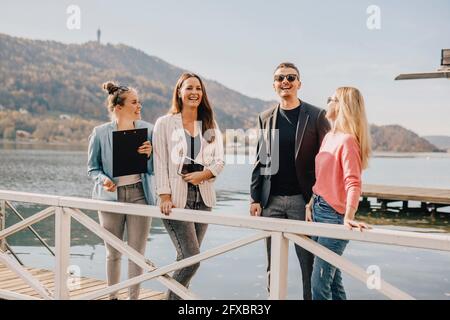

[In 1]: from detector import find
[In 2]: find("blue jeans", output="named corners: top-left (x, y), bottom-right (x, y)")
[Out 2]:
top-left (311, 195), bottom-right (349, 300)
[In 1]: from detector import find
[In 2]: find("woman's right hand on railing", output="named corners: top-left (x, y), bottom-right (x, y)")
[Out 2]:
top-left (160, 194), bottom-right (175, 215)
top-left (344, 218), bottom-right (371, 231)
top-left (103, 178), bottom-right (117, 192)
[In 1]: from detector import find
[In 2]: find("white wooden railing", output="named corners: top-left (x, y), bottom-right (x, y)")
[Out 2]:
top-left (0, 189), bottom-right (449, 300)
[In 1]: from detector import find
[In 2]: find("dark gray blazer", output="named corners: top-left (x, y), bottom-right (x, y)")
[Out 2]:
top-left (250, 101), bottom-right (330, 208)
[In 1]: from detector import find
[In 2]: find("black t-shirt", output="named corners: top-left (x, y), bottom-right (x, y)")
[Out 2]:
top-left (270, 104), bottom-right (302, 196)
top-left (185, 130), bottom-right (201, 162)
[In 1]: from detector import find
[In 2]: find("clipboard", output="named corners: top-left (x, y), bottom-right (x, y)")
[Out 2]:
top-left (112, 128), bottom-right (148, 177)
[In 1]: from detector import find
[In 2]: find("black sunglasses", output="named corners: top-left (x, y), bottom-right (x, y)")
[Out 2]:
top-left (274, 74), bottom-right (299, 82)
top-left (110, 86), bottom-right (130, 95)
top-left (116, 86), bottom-right (130, 93)
top-left (327, 97), bottom-right (339, 104)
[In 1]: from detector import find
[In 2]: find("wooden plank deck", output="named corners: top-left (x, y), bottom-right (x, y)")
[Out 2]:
top-left (362, 184), bottom-right (450, 205)
top-left (0, 263), bottom-right (165, 300)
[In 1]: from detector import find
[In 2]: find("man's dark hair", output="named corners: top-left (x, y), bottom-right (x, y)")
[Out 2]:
top-left (274, 62), bottom-right (300, 77)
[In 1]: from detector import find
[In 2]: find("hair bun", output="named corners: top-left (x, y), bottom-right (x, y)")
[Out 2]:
top-left (102, 81), bottom-right (119, 95)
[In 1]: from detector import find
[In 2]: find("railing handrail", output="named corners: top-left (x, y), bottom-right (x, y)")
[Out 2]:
top-left (5, 200), bottom-right (55, 256)
top-left (0, 189), bottom-right (449, 252)
top-left (1, 189), bottom-right (446, 300)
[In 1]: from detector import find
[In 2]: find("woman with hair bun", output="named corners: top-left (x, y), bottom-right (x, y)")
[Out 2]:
top-left (87, 81), bottom-right (155, 300)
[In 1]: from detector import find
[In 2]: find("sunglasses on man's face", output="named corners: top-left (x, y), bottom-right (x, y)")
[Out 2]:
top-left (274, 74), bottom-right (299, 82)
top-left (327, 97), bottom-right (339, 104)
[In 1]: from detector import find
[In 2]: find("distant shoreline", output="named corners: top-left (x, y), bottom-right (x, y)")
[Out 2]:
top-left (1, 139), bottom-right (449, 158)
top-left (0, 139), bottom-right (87, 151)
top-left (372, 151), bottom-right (450, 159)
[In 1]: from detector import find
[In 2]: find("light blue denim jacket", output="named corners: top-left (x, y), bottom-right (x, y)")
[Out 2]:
top-left (87, 120), bottom-right (156, 205)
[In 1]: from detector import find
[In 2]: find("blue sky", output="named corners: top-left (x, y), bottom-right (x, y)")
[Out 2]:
top-left (1, 0), bottom-right (449, 135)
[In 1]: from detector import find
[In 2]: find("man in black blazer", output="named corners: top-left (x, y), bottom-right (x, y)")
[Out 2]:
top-left (250, 62), bottom-right (330, 299)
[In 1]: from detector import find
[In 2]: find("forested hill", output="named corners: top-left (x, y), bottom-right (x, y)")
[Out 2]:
top-left (0, 33), bottom-right (443, 152)
top-left (0, 33), bottom-right (272, 129)
top-left (371, 125), bottom-right (443, 152)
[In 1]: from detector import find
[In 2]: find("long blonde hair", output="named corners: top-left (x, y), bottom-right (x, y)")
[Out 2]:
top-left (333, 87), bottom-right (371, 170)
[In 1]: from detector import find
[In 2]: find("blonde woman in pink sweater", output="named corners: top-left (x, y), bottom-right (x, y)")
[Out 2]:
top-left (305, 87), bottom-right (371, 300)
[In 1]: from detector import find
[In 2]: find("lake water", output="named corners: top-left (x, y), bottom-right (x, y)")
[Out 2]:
top-left (0, 143), bottom-right (449, 300)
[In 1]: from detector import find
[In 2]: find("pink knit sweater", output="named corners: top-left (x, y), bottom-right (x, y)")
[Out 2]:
top-left (312, 132), bottom-right (362, 215)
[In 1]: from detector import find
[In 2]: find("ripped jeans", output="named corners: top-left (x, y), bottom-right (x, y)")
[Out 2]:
top-left (311, 194), bottom-right (349, 300)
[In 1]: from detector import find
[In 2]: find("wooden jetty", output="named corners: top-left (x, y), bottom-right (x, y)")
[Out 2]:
top-left (361, 184), bottom-right (450, 212)
top-left (0, 263), bottom-right (165, 300)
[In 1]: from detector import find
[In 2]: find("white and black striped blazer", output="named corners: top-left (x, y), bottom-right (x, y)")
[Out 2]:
top-left (153, 113), bottom-right (225, 209)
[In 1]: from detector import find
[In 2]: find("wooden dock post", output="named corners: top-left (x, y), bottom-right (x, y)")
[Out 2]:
top-left (359, 197), bottom-right (371, 210)
top-left (381, 200), bottom-right (388, 211)
top-left (402, 201), bottom-right (408, 211)
top-left (362, 185), bottom-right (450, 214)
top-left (421, 202), bottom-right (428, 212)
top-left (54, 207), bottom-right (71, 299)
top-left (269, 233), bottom-right (289, 300)
top-left (0, 200), bottom-right (6, 252)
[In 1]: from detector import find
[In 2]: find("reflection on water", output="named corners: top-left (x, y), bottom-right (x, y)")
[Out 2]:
top-left (0, 141), bottom-right (86, 151)
top-left (357, 211), bottom-right (450, 234)
top-left (5, 205), bottom-right (170, 246)
top-left (1, 146), bottom-right (449, 299)
top-left (5, 203), bottom-right (450, 246)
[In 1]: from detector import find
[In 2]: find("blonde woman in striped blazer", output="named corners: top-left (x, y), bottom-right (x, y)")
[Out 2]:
top-left (153, 73), bottom-right (224, 300)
